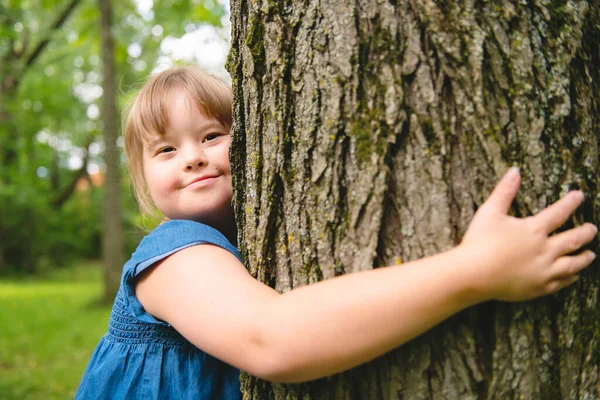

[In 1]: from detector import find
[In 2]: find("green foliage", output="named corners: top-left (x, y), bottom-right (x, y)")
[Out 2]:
top-left (0, 0), bottom-right (227, 275)
top-left (154, 0), bottom-right (225, 31)
top-left (0, 262), bottom-right (111, 399)
top-left (0, 185), bottom-right (102, 273)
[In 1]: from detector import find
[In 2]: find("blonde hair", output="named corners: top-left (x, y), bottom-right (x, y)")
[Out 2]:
top-left (123, 66), bottom-right (233, 217)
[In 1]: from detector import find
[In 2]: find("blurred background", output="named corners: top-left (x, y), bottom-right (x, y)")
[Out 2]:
top-left (0, 0), bottom-right (230, 398)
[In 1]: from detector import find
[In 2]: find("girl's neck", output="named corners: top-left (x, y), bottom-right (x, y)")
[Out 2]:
top-left (199, 208), bottom-right (238, 247)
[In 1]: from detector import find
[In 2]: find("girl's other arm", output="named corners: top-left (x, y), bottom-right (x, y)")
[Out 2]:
top-left (136, 168), bottom-right (596, 383)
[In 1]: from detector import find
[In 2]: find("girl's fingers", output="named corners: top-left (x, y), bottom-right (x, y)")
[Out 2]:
top-left (546, 275), bottom-right (580, 294)
top-left (534, 191), bottom-right (584, 233)
top-left (483, 167), bottom-right (521, 215)
top-left (548, 250), bottom-right (596, 280)
top-left (547, 223), bottom-right (598, 258)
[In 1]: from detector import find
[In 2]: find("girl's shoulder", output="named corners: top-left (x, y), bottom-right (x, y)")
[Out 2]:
top-left (140, 220), bottom-right (239, 258)
top-left (117, 220), bottom-right (242, 326)
top-left (126, 220), bottom-right (241, 279)
top-left (141, 220), bottom-right (237, 254)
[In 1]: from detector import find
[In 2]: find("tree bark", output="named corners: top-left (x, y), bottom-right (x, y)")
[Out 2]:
top-left (228, 0), bottom-right (600, 398)
top-left (98, 0), bottom-right (124, 302)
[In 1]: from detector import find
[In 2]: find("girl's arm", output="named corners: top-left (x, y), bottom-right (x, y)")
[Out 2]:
top-left (136, 169), bottom-right (596, 383)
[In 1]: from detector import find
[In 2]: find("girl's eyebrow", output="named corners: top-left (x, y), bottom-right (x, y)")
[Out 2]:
top-left (147, 137), bottom-right (166, 148)
top-left (197, 120), bottom-right (227, 132)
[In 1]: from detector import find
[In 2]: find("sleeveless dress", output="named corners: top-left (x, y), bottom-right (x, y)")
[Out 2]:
top-left (75, 220), bottom-right (241, 399)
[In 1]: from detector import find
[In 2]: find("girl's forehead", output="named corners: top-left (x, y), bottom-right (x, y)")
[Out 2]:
top-left (134, 83), bottom-right (230, 146)
top-left (168, 91), bottom-right (198, 118)
top-left (136, 89), bottom-right (191, 143)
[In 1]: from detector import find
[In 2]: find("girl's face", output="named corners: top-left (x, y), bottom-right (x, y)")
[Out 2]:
top-left (142, 90), bottom-right (233, 224)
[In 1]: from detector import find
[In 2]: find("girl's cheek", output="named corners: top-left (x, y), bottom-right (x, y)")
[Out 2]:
top-left (148, 166), bottom-right (176, 193)
top-left (156, 175), bottom-right (178, 192)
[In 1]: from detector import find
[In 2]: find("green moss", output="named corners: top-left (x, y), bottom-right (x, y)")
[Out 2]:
top-left (419, 117), bottom-right (443, 155)
top-left (245, 15), bottom-right (265, 63)
top-left (547, 2), bottom-right (570, 38)
top-left (266, 0), bottom-right (278, 12)
top-left (300, 261), bottom-right (324, 283)
top-left (224, 51), bottom-right (235, 74)
top-left (351, 117), bottom-right (374, 164)
top-left (484, 127), bottom-right (500, 141)
top-left (347, 19), bottom-right (402, 165)
top-left (350, 115), bottom-right (394, 165)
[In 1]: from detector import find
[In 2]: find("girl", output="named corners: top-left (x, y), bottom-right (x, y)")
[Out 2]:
top-left (76, 66), bottom-right (597, 399)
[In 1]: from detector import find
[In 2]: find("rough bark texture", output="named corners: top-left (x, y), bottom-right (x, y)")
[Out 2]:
top-left (227, 0), bottom-right (600, 398)
top-left (99, 0), bottom-right (124, 302)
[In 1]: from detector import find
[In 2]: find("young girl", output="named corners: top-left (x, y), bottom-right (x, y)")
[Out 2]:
top-left (76, 66), bottom-right (597, 399)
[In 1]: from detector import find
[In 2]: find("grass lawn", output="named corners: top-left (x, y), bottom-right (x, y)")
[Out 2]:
top-left (0, 261), bottom-right (111, 400)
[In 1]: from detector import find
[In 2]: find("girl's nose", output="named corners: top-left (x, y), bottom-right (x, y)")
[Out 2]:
top-left (183, 148), bottom-right (207, 170)
top-left (185, 160), bottom-right (204, 170)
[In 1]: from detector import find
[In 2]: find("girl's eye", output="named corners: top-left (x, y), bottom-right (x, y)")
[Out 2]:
top-left (203, 133), bottom-right (220, 143)
top-left (157, 146), bottom-right (175, 155)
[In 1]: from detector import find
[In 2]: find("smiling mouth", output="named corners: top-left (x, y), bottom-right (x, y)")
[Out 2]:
top-left (185, 175), bottom-right (220, 189)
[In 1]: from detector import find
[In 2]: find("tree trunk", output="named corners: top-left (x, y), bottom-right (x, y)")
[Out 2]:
top-left (228, 0), bottom-right (599, 398)
top-left (98, 0), bottom-right (124, 302)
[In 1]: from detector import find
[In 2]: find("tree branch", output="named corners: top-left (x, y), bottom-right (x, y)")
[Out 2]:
top-left (24, 0), bottom-right (81, 70)
top-left (51, 136), bottom-right (93, 210)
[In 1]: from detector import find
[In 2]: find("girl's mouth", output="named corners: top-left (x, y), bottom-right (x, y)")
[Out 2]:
top-left (185, 175), bottom-right (220, 189)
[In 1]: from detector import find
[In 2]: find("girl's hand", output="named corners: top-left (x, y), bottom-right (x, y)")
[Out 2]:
top-left (461, 167), bottom-right (597, 302)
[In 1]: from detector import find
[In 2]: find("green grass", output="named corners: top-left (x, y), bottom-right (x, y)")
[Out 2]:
top-left (0, 261), bottom-right (111, 400)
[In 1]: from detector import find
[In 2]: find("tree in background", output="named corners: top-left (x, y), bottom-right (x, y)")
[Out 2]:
top-left (98, 0), bottom-right (123, 301)
top-left (0, 0), bottom-right (85, 273)
top-left (228, 0), bottom-right (599, 398)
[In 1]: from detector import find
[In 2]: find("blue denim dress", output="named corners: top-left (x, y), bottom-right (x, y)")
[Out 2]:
top-left (75, 220), bottom-right (241, 399)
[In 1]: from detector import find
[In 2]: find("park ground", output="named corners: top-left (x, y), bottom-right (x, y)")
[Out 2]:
top-left (0, 261), bottom-right (110, 400)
